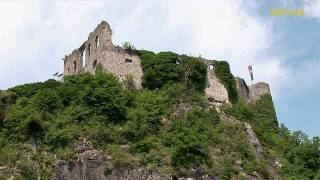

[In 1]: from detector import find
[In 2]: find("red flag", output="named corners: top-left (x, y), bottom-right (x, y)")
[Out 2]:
top-left (248, 65), bottom-right (254, 81)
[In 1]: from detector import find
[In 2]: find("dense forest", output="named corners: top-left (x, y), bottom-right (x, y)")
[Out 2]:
top-left (0, 51), bottom-right (319, 179)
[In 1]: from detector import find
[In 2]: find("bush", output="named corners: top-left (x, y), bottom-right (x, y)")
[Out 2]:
top-left (137, 50), bottom-right (207, 91)
top-left (32, 89), bottom-right (62, 114)
top-left (20, 114), bottom-right (44, 138)
top-left (108, 145), bottom-right (137, 168)
top-left (179, 55), bottom-right (207, 91)
top-left (17, 160), bottom-right (37, 180)
top-left (130, 138), bottom-right (157, 154)
top-left (165, 122), bottom-right (211, 169)
top-left (45, 127), bottom-right (79, 149)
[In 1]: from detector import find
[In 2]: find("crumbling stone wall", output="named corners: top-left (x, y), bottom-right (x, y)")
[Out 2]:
top-left (249, 82), bottom-right (271, 102)
top-left (202, 60), bottom-right (229, 103)
top-left (63, 21), bottom-right (143, 88)
top-left (235, 77), bottom-right (250, 101)
top-left (235, 77), bottom-right (271, 103)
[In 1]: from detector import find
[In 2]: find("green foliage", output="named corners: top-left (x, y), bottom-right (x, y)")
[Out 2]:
top-left (0, 56), bottom-right (319, 179)
top-left (95, 63), bottom-right (104, 74)
top-left (127, 90), bottom-right (170, 138)
top-left (223, 94), bottom-right (278, 146)
top-left (8, 79), bottom-right (61, 99)
top-left (17, 160), bottom-right (37, 180)
top-left (139, 51), bottom-right (181, 89)
top-left (130, 137), bottom-right (157, 154)
top-left (20, 113), bottom-right (44, 138)
top-left (164, 108), bottom-right (220, 172)
top-left (137, 50), bottom-right (207, 91)
top-left (108, 145), bottom-right (137, 168)
top-left (179, 55), bottom-right (208, 91)
top-left (32, 89), bottom-right (62, 114)
top-left (214, 61), bottom-right (238, 103)
top-left (122, 41), bottom-right (136, 51)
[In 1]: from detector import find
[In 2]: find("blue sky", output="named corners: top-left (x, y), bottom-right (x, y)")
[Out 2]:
top-left (0, 0), bottom-right (319, 137)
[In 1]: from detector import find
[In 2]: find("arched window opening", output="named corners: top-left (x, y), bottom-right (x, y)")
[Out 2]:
top-left (88, 44), bottom-right (91, 55)
top-left (73, 61), bottom-right (76, 70)
top-left (82, 50), bottom-right (86, 67)
top-left (95, 36), bottom-right (100, 47)
top-left (209, 64), bottom-right (214, 70)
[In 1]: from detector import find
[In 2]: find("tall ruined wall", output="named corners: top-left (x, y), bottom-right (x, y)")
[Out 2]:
top-left (203, 60), bottom-right (229, 103)
top-left (235, 77), bottom-right (271, 103)
top-left (235, 77), bottom-right (250, 101)
top-left (63, 21), bottom-right (143, 88)
top-left (63, 49), bottom-right (83, 75)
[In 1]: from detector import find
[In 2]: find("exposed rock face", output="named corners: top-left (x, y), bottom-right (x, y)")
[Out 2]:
top-left (55, 140), bottom-right (173, 180)
top-left (63, 21), bottom-right (143, 88)
top-left (244, 122), bottom-right (264, 160)
top-left (55, 149), bottom-right (110, 180)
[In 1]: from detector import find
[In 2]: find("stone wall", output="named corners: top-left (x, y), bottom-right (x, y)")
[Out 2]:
top-left (63, 20), bottom-right (271, 102)
top-left (249, 82), bottom-right (271, 102)
top-left (203, 60), bottom-right (229, 103)
top-left (235, 77), bottom-right (271, 103)
top-left (63, 21), bottom-right (143, 88)
top-left (235, 77), bottom-right (250, 101)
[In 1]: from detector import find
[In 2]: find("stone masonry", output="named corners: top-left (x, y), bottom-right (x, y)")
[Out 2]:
top-left (63, 21), bottom-right (270, 105)
top-left (63, 21), bottom-right (229, 101)
top-left (235, 77), bottom-right (271, 103)
top-left (202, 60), bottom-right (229, 103)
top-left (63, 21), bottom-right (143, 88)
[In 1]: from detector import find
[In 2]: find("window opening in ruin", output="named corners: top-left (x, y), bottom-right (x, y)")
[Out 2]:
top-left (93, 60), bottom-right (97, 69)
top-left (82, 50), bottom-right (86, 68)
top-left (176, 60), bottom-right (180, 65)
top-left (67, 67), bottom-right (70, 74)
top-left (73, 61), bottom-right (76, 70)
top-left (88, 44), bottom-right (91, 55)
top-left (209, 64), bottom-right (214, 70)
top-left (95, 36), bottom-right (100, 47)
top-left (125, 59), bottom-right (133, 63)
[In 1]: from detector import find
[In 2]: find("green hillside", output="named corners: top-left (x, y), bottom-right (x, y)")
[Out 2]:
top-left (0, 51), bottom-right (319, 179)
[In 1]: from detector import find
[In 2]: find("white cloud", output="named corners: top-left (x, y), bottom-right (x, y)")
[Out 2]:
top-left (303, 0), bottom-right (320, 18)
top-left (0, 1), bottom-right (110, 89)
top-left (111, 0), bottom-right (290, 98)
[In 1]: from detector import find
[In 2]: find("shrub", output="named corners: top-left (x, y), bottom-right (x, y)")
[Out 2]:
top-left (122, 41), bottom-right (136, 51)
top-left (214, 61), bottom-right (238, 103)
top-left (137, 50), bottom-right (207, 91)
top-left (165, 123), bottom-right (211, 169)
top-left (130, 138), bottom-right (157, 153)
top-left (179, 55), bottom-right (207, 91)
top-left (108, 145), bottom-right (137, 168)
top-left (32, 89), bottom-right (62, 114)
top-left (45, 127), bottom-right (79, 149)
top-left (20, 114), bottom-right (44, 138)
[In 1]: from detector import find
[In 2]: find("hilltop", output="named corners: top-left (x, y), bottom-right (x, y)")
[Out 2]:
top-left (0, 50), bottom-right (319, 179)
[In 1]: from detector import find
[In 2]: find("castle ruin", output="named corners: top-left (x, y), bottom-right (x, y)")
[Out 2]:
top-left (63, 21), bottom-right (270, 104)
top-left (63, 21), bottom-right (143, 88)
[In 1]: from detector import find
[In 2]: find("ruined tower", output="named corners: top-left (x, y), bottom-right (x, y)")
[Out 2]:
top-left (63, 21), bottom-right (143, 88)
